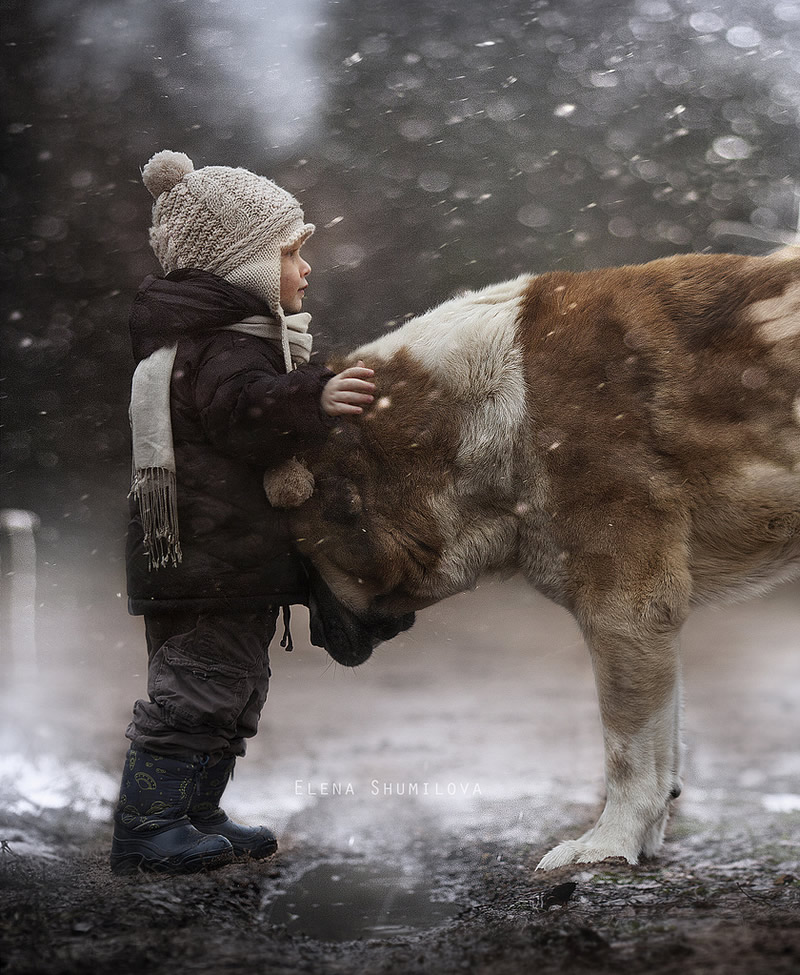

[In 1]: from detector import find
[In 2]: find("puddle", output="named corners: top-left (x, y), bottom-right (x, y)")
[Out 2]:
top-left (266, 861), bottom-right (460, 941)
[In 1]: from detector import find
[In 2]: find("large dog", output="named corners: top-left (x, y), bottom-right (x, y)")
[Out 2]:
top-left (289, 248), bottom-right (800, 869)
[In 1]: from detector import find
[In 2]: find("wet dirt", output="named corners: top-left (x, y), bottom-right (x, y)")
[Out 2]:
top-left (1, 566), bottom-right (799, 974)
top-left (1, 820), bottom-right (798, 975)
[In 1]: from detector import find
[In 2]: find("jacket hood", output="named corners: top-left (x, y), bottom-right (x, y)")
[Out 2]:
top-left (128, 268), bottom-right (272, 363)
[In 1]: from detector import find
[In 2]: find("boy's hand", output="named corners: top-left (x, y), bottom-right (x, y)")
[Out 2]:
top-left (321, 361), bottom-right (376, 416)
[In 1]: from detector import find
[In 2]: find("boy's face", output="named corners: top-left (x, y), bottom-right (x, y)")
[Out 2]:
top-left (280, 246), bottom-right (311, 314)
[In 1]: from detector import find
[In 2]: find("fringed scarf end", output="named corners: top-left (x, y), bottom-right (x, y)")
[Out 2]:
top-left (130, 466), bottom-right (183, 570)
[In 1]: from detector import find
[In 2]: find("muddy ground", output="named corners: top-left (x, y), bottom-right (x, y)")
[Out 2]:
top-left (1, 809), bottom-right (799, 975)
top-left (1, 570), bottom-right (798, 974)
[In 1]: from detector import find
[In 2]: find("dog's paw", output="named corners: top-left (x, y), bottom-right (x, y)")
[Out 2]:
top-left (536, 839), bottom-right (639, 871)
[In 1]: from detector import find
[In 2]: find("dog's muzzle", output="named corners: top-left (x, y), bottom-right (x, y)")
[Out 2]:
top-left (306, 564), bottom-right (415, 666)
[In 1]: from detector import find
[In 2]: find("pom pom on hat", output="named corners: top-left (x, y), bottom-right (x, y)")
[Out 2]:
top-left (142, 150), bottom-right (194, 199)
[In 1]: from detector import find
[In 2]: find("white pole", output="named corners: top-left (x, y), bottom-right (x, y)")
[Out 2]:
top-left (0, 508), bottom-right (40, 674)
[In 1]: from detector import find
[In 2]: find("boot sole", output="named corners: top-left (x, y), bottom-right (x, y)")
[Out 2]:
top-left (231, 839), bottom-right (278, 860)
top-left (110, 847), bottom-right (235, 876)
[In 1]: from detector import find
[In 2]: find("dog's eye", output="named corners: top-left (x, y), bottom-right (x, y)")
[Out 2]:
top-left (320, 476), bottom-right (363, 522)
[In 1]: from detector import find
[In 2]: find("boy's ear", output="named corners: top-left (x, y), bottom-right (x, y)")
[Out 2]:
top-left (263, 457), bottom-right (315, 508)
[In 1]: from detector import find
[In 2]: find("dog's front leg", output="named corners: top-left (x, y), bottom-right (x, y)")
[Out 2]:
top-left (537, 619), bottom-right (684, 870)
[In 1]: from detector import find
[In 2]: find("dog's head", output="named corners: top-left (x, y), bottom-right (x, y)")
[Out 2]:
top-left (292, 353), bottom-right (461, 634)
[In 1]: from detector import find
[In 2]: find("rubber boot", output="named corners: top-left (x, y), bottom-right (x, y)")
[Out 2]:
top-left (110, 747), bottom-right (235, 875)
top-left (189, 756), bottom-right (278, 859)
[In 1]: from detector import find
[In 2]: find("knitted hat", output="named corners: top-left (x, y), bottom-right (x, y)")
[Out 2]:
top-left (141, 150), bottom-right (314, 329)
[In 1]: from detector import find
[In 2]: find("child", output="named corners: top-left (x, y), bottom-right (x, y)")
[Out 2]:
top-left (111, 150), bottom-right (375, 875)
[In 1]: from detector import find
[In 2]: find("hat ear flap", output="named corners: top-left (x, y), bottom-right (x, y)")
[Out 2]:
top-left (224, 239), bottom-right (283, 323)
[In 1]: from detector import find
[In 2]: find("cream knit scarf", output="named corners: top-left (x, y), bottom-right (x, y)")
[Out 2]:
top-left (130, 313), bottom-right (312, 570)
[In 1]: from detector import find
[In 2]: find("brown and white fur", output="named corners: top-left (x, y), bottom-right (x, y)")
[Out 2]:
top-left (292, 248), bottom-right (800, 869)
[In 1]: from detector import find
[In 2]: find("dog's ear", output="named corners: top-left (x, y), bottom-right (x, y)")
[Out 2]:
top-left (319, 475), bottom-right (363, 522)
top-left (263, 457), bottom-right (315, 508)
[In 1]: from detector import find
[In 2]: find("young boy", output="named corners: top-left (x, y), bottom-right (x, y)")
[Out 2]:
top-left (111, 150), bottom-right (375, 875)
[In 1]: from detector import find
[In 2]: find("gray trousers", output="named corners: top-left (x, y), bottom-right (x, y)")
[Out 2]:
top-left (126, 609), bottom-right (279, 763)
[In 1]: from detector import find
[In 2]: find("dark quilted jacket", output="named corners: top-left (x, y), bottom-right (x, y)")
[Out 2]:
top-left (126, 269), bottom-right (334, 615)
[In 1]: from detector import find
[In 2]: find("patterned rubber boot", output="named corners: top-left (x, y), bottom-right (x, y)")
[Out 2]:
top-left (110, 747), bottom-right (235, 875)
top-left (189, 757), bottom-right (278, 859)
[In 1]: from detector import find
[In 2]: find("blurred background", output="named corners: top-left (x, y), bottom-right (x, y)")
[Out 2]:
top-left (1, 0), bottom-right (798, 847)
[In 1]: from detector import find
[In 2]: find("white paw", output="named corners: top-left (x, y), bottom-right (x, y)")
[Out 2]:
top-left (536, 839), bottom-right (639, 871)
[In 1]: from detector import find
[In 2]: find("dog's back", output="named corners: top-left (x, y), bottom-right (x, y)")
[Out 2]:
top-left (517, 250), bottom-right (800, 608)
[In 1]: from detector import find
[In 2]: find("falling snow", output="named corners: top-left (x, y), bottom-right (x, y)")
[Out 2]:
top-left (2, 2), bottom-right (800, 969)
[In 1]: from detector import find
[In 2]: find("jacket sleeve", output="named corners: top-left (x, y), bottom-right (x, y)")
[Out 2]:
top-left (191, 333), bottom-right (335, 468)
